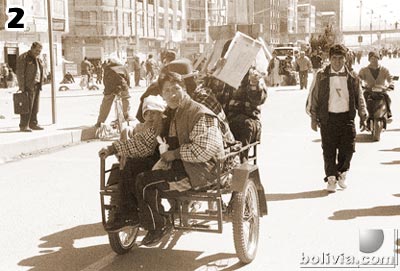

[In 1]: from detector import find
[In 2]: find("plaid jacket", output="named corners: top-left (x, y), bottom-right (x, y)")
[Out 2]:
top-left (204, 76), bottom-right (267, 121)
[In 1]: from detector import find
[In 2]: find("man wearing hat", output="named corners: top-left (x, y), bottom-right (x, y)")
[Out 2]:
top-left (308, 44), bottom-right (367, 192)
top-left (161, 50), bottom-right (177, 65)
top-left (358, 51), bottom-right (394, 121)
top-left (98, 95), bottom-right (166, 231)
top-left (134, 71), bottom-right (225, 246)
top-left (135, 58), bottom-right (197, 122)
top-left (95, 58), bottom-right (131, 128)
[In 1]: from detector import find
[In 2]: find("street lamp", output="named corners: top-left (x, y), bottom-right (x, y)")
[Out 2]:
top-left (357, 0), bottom-right (362, 47)
top-left (366, 9), bottom-right (373, 45)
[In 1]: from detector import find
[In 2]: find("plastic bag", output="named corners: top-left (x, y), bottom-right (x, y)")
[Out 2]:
top-left (152, 136), bottom-right (171, 170)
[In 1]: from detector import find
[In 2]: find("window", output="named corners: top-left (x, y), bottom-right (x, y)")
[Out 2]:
top-left (187, 19), bottom-right (205, 32)
top-left (76, 11), bottom-right (90, 25)
top-left (138, 14), bottom-right (143, 29)
top-left (123, 12), bottom-right (130, 34)
top-left (159, 15), bottom-right (164, 28)
top-left (148, 15), bottom-right (154, 29)
top-left (89, 11), bottom-right (97, 26)
top-left (103, 11), bottom-right (113, 24)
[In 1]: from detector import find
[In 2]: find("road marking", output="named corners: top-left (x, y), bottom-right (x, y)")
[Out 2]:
top-left (79, 252), bottom-right (115, 271)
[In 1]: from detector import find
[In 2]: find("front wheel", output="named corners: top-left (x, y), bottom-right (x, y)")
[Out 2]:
top-left (232, 179), bottom-right (260, 264)
top-left (372, 120), bottom-right (383, 141)
top-left (108, 225), bottom-right (139, 254)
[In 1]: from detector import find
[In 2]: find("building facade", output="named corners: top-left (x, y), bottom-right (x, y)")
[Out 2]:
top-left (297, 4), bottom-right (316, 35)
top-left (254, 0), bottom-right (280, 44)
top-left (279, 0), bottom-right (298, 43)
top-left (298, 0), bottom-right (342, 32)
top-left (0, 0), bottom-right (68, 75)
top-left (182, 0), bottom-right (228, 58)
top-left (62, 0), bottom-right (186, 72)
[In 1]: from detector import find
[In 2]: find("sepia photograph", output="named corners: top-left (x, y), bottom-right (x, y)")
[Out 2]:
top-left (0, 0), bottom-right (399, 270)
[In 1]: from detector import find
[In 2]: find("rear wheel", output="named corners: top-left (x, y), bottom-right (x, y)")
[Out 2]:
top-left (232, 179), bottom-right (260, 264)
top-left (108, 225), bottom-right (139, 254)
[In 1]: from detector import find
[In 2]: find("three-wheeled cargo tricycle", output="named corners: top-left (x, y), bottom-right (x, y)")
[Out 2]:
top-left (99, 141), bottom-right (268, 264)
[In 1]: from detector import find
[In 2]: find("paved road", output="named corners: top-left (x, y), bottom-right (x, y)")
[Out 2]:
top-left (0, 56), bottom-right (399, 271)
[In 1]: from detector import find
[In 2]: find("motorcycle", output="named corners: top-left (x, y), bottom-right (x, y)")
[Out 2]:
top-left (363, 82), bottom-right (395, 141)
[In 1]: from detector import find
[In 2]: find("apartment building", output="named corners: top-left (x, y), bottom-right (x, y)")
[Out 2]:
top-left (297, 3), bottom-right (316, 35)
top-left (62, 0), bottom-right (185, 70)
top-left (182, 0), bottom-right (227, 58)
top-left (279, 0), bottom-right (298, 43)
top-left (298, 0), bottom-right (342, 32)
top-left (253, 0), bottom-right (281, 45)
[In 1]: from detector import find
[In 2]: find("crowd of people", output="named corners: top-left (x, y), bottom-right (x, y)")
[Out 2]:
top-left (98, 39), bottom-right (267, 245)
top-left (92, 40), bottom-right (397, 245)
top-left (10, 40), bottom-right (396, 245)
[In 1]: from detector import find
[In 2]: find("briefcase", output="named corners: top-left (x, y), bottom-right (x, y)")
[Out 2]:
top-left (13, 91), bottom-right (29, 114)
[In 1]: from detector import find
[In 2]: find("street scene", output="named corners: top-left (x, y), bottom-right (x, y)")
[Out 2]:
top-left (1, 0), bottom-right (400, 270)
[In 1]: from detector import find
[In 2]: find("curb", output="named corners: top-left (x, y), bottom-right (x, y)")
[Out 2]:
top-left (0, 126), bottom-right (98, 163)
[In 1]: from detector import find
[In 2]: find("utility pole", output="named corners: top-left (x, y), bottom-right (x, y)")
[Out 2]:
top-left (308, 0), bottom-right (312, 41)
top-left (134, 0), bottom-right (139, 54)
top-left (370, 9), bottom-right (373, 45)
top-left (46, 0), bottom-right (56, 124)
top-left (358, 0), bottom-right (362, 47)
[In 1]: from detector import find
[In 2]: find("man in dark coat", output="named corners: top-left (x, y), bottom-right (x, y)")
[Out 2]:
top-left (16, 42), bottom-right (45, 132)
top-left (95, 58), bottom-right (131, 127)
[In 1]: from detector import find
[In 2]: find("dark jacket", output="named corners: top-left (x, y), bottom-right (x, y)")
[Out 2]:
top-left (309, 64), bottom-right (367, 125)
top-left (16, 51), bottom-right (44, 92)
top-left (103, 63), bottom-right (130, 95)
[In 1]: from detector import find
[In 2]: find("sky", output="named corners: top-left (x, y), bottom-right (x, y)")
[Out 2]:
top-left (341, 0), bottom-right (399, 46)
top-left (342, 0), bottom-right (399, 29)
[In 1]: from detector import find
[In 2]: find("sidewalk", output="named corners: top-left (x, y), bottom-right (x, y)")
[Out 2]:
top-left (0, 83), bottom-right (146, 163)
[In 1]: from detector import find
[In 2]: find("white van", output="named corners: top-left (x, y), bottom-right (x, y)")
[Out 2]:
top-left (273, 46), bottom-right (300, 61)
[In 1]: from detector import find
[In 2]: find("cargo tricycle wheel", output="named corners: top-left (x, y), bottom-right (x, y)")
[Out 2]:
top-left (232, 179), bottom-right (260, 263)
top-left (108, 225), bottom-right (139, 254)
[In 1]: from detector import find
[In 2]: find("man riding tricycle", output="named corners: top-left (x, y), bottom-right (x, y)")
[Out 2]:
top-left (98, 35), bottom-right (268, 264)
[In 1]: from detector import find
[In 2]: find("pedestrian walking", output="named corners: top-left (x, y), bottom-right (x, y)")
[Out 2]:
top-left (95, 61), bottom-right (103, 84)
top-left (307, 44), bottom-right (368, 192)
top-left (1, 63), bottom-right (9, 88)
top-left (295, 51), bottom-right (312, 89)
top-left (80, 57), bottom-right (93, 88)
top-left (95, 58), bottom-right (131, 128)
top-left (133, 56), bottom-right (141, 87)
top-left (16, 41), bottom-right (45, 132)
top-left (267, 51), bottom-right (282, 86)
top-left (310, 50), bottom-right (323, 75)
top-left (145, 54), bottom-right (158, 85)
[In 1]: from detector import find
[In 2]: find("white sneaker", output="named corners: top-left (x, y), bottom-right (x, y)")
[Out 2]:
top-left (338, 172), bottom-right (347, 189)
top-left (326, 176), bottom-right (337, 192)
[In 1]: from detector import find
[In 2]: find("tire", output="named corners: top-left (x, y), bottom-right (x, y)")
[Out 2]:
top-left (108, 225), bottom-right (139, 254)
top-left (372, 120), bottom-right (383, 141)
top-left (58, 86), bottom-right (69, 91)
top-left (232, 179), bottom-right (260, 264)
